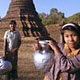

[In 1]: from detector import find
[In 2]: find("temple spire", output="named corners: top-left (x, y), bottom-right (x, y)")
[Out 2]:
top-left (1, 0), bottom-right (49, 38)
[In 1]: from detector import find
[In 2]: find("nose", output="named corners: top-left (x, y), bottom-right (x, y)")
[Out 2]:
top-left (69, 36), bottom-right (73, 41)
top-left (11, 25), bottom-right (15, 27)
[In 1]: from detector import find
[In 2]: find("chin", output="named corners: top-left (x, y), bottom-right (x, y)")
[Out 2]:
top-left (69, 45), bottom-right (75, 49)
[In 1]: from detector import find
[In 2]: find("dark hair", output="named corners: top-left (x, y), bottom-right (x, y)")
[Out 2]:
top-left (60, 22), bottom-right (80, 43)
top-left (9, 20), bottom-right (16, 25)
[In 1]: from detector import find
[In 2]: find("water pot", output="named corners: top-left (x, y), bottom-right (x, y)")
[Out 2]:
top-left (0, 56), bottom-right (12, 75)
top-left (34, 40), bottom-right (54, 72)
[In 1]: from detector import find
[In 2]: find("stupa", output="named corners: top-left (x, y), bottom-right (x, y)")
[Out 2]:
top-left (1, 0), bottom-right (49, 38)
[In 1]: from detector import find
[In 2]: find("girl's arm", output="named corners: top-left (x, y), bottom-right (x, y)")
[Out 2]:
top-left (55, 51), bottom-right (80, 73)
top-left (48, 40), bottom-right (80, 73)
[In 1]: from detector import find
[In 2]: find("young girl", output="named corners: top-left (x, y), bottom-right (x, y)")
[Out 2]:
top-left (44, 23), bottom-right (80, 80)
top-left (33, 22), bottom-right (80, 80)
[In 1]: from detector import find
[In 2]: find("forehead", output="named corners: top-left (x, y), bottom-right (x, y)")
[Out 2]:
top-left (63, 30), bottom-right (77, 35)
top-left (9, 24), bottom-right (16, 26)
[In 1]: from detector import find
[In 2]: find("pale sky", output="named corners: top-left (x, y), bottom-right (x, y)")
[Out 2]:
top-left (0, 0), bottom-right (80, 18)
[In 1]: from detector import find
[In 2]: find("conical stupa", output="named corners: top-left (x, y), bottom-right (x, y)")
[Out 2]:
top-left (1, 0), bottom-right (49, 38)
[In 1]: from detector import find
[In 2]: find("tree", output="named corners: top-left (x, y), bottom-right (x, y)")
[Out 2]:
top-left (39, 13), bottom-right (48, 19)
top-left (38, 8), bottom-right (65, 25)
top-left (67, 13), bottom-right (80, 24)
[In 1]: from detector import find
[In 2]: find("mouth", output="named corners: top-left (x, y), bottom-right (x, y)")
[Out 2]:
top-left (68, 42), bottom-right (75, 45)
top-left (69, 42), bottom-right (75, 45)
top-left (69, 42), bottom-right (74, 44)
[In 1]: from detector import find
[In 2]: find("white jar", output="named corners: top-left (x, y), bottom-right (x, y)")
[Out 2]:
top-left (0, 56), bottom-right (12, 75)
top-left (34, 40), bottom-right (54, 72)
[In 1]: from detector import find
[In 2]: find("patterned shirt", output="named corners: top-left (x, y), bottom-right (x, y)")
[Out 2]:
top-left (4, 30), bottom-right (21, 51)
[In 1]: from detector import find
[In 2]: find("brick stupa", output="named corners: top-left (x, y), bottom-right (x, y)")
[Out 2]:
top-left (1, 0), bottom-right (49, 38)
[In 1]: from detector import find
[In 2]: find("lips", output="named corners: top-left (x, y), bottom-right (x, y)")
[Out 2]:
top-left (69, 42), bottom-right (75, 45)
top-left (69, 42), bottom-right (74, 44)
top-left (68, 42), bottom-right (76, 47)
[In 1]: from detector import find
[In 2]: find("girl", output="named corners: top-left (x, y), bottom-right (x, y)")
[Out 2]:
top-left (44, 23), bottom-right (80, 80)
top-left (33, 23), bottom-right (80, 80)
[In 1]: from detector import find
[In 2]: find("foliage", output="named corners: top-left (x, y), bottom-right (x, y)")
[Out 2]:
top-left (39, 13), bottom-right (48, 19)
top-left (66, 13), bottom-right (80, 24)
top-left (38, 8), bottom-right (80, 25)
top-left (39, 8), bottom-right (65, 25)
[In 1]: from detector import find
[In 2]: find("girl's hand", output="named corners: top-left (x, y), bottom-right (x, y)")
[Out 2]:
top-left (48, 40), bottom-right (60, 54)
top-left (32, 43), bottom-right (42, 52)
top-left (48, 40), bottom-right (57, 49)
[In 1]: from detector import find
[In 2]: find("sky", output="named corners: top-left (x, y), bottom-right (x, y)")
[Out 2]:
top-left (0, 0), bottom-right (80, 18)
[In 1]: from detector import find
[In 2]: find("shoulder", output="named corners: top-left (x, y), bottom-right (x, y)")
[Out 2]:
top-left (4, 30), bottom-right (10, 35)
top-left (15, 30), bottom-right (21, 38)
top-left (4, 30), bottom-right (10, 39)
top-left (57, 43), bottom-right (64, 49)
top-left (5, 30), bottom-right (10, 33)
top-left (57, 43), bottom-right (67, 56)
top-left (15, 30), bottom-right (20, 35)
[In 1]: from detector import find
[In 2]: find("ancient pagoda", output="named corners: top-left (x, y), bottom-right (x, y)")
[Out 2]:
top-left (1, 0), bottom-right (49, 38)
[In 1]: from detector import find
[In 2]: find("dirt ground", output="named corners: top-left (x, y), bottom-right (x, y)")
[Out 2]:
top-left (0, 40), bottom-right (44, 80)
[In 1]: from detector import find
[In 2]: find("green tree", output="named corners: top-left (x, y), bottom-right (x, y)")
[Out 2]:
top-left (67, 13), bottom-right (80, 24)
top-left (39, 8), bottom-right (65, 25)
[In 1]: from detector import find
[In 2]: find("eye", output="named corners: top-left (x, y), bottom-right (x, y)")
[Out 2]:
top-left (64, 35), bottom-right (69, 38)
top-left (72, 34), bottom-right (77, 37)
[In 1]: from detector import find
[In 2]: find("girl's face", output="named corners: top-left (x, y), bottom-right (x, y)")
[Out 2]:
top-left (63, 30), bottom-right (79, 49)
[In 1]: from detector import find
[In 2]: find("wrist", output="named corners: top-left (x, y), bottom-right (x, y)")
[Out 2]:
top-left (51, 46), bottom-right (60, 54)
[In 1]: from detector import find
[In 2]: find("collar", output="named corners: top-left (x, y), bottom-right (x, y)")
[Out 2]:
top-left (64, 44), bottom-right (80, 56)
top-left (9, 29), bottom-right (17, 33)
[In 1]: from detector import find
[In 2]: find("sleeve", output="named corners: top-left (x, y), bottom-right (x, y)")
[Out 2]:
top-left (17, 31), bottom-right (21, 48)
top-left (4, 31), bottom-right (8, 39)
top-left (18, 31), bottom-right (21, 40)
top-left (55, 51), bottom-right (80, 73)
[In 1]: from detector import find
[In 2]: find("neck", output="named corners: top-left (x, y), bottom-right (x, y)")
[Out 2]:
top-left (10, 29), bottom-right (15, 32)
top-left (70, 48), bottom-right (75, 52)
